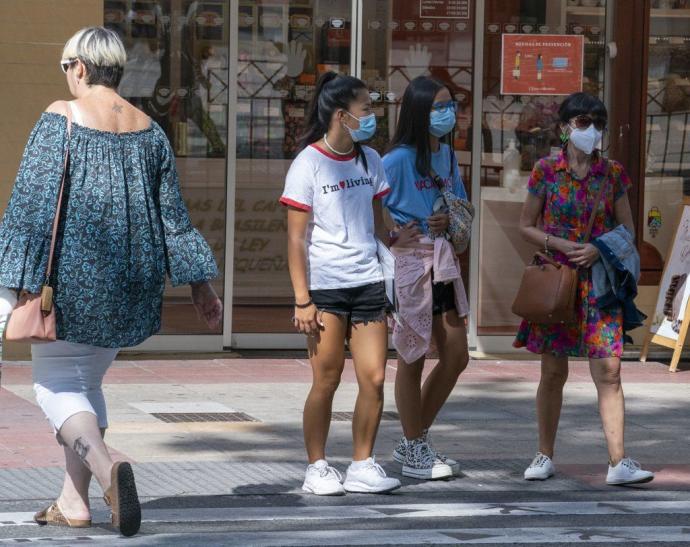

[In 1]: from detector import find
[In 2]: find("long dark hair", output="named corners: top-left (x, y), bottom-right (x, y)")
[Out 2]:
top-left (299, 71), bottom-right (369, 172)
top-left (389, 76), bottom-right (455, 178)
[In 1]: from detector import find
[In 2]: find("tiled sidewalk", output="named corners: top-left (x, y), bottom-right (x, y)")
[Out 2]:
top-left (0, 357), bottom-right (688, 497)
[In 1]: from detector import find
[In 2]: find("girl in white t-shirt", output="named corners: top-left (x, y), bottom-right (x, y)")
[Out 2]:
top-left (382, 76), bottom-right (470, 481)
top-left (280, 72), bottom-right (400, 496)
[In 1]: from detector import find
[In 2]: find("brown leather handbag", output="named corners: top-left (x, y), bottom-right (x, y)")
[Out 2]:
top-left (511, 161), bottom-right (609, 324)
top-left (6, 112), bottom-right (71, 343)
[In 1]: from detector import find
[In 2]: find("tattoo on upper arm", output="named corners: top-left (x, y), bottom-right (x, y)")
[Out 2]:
top-left (112, 103), bottom-right (123, 114)
top-left (73, 437), bottom-right (91, 467)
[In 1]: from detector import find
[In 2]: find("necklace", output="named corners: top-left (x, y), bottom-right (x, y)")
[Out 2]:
top-left (323, 133), bottom-right (354, 156)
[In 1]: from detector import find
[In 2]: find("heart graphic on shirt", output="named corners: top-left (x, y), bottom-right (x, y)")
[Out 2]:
top-left (339, 181), bottom-right (346, 189)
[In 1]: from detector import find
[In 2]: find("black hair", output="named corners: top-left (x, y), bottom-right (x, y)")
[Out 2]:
top-left (558, 92), bottom-right (607, 128)
top-left (82, 60), bottom-right (124, 89)
top-left (388, 76), bottom-right (455, 179)
top-left (299, 71), bottom-right (369, 172)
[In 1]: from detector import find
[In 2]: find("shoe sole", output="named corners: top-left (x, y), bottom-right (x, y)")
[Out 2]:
top-left (301, 484), bottom-right (346, 496)
top-left (343, 482), bottom-right (402, 494)
top-left (402, 465), bottom-right (453, 480)
top-left (111, 462), bottom-right (141, 537)
top-left (524, 473), bottom-right (555, 481)
top-left (607, 475), bottom-right (655, 486)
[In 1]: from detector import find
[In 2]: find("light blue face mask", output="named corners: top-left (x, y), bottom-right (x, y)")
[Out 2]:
top-left (344, 112), bottom-right (377, 142)
top-left (429, 108), bottom-right (456, 138)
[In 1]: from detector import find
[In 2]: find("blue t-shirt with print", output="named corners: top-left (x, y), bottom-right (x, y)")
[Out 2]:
top-left (382, 144), bottom-right (467, 232)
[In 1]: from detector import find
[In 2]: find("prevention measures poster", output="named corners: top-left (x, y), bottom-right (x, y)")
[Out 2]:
top-left (501, 34), bottom-right (584, 96)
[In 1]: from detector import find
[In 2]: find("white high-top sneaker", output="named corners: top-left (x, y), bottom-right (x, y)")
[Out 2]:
top-left (343, 457), bottom-right (401, 494)
top-left (302, 460), bottom-right (345, 496)
top-left (403, 438), bottom-right (453, 480)
top-left (606, 458), bottom-right (654, 486)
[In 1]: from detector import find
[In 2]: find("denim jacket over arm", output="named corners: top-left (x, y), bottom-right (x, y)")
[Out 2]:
top-left (591, 225), bottom-right (646, 332)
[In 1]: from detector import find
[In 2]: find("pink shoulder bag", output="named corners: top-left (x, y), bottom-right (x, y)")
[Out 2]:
top-left (6, 111), bottom-right (72, 343)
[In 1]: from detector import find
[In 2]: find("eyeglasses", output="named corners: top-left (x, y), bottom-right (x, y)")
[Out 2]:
top-left (60, 58), bottom-right (77, 74)
top-left (569, 114), bottom-right (607, 131)
top-left (431, 100), bottom-right (458, 113)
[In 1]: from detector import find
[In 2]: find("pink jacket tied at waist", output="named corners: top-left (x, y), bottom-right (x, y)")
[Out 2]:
top-left (391, 237), bottom-right (469, 364)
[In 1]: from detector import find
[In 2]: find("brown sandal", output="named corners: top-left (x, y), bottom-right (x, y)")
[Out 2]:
top-left (33, 502), bottom-right (91, 528)
top-left (104, 461), bottom-right (141, 537)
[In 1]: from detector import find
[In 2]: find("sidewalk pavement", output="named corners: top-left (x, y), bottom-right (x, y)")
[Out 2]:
top-left (0, 355), bottom-right (688, 544)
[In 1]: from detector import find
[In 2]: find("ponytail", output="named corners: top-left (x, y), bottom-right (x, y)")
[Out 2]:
top-left (298, 71), bottom-right (369, 173)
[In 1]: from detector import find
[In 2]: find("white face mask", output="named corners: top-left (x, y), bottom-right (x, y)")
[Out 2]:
top-left (569, 124), bottom-right (603, 155)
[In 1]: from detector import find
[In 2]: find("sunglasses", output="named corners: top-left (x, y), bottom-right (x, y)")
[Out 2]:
top-left (60, 58), bottom-right (77, 74)
top-left (569, 114), bottom-right (607, 131)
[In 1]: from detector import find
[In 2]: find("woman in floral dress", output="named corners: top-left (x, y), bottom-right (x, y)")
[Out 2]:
top-left (515, 93), bottom-right (654, 486)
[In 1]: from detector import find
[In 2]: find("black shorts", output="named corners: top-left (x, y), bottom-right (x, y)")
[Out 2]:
top-left (310, 281), bottom-right (390, 324)
top-left (432, 280), bottom-right (456, 316)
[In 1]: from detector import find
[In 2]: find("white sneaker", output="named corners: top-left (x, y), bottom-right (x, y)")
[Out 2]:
top-left (423, 429), bottom-right (461, 475)
top-left (402, 438), bottom-right (453, 480)
top-left (302, 460), bottom-right (345, 496)
top-left (524, 452), bottom-right (555, 480)
top-left (343, 457), bottom-right (402, 493)
top-left (607, 458), bottom-right (654, 486)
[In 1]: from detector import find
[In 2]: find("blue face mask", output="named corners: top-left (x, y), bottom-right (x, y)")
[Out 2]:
top-left (344, 112), bottom-right (377, 142)
top-left (429, 108), bottom-right (456, 138)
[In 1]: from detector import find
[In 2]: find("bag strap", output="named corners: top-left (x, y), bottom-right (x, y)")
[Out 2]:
top-left (44, 109), bottom-right (72, 285)
top-left (583, 159), bottom-right (611, 244)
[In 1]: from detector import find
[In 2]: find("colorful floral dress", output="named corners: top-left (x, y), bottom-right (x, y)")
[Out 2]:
top-left (513, 150), bottom-right (631, 358)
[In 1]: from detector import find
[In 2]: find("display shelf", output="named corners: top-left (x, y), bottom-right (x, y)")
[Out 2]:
top-left (651, 8), bottom-right (690, 18)
top-left (566, 6), bottom-right (604, 17)
top-left (566, 6), bottom-right (690, 18)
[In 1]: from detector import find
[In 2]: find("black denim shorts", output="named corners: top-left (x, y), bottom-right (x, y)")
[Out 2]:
top-left (432, 280), bottom-right (456, 316)
top-left (310, 281), bottom-right (390, 324)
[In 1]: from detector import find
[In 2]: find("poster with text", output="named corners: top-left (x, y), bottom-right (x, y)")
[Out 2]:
top-left (419, 0), bottom-right (470, 19)
top-left (501, 34), bottom-right (583, 96)
top-left (650, 205), bottom-right (690, 341)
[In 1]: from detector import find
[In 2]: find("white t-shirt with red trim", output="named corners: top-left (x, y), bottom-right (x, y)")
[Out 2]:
top-left (280, 144), bottom-right (391, 290)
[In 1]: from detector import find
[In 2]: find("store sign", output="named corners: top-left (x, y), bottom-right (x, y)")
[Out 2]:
top-left (419, 0), bottom-right (470, 20)
top-left (500, 34), bottom-right (584, 96)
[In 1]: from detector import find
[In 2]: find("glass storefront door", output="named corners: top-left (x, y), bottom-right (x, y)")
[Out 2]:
top-left (105, 0), bottom-right (229, 340)
top-left (232, 0), bottom-right (353, 335)
top-left (360, 0), bottom-right (475, 285)
top-left (641, 3), bottom-right (690, 285)
top-left (475, 0), bottom-right (610, 346)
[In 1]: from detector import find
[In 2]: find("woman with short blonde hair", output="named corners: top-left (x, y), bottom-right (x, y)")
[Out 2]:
top-left (0, 26), bottom-right (222, 536)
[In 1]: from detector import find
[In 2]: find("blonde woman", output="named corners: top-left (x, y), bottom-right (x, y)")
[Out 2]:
top-left (0, 27), bottom-right (222, 536)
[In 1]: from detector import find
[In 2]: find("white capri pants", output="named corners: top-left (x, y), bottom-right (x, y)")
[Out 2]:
top-left (32, 340), bottom-right (119, 433)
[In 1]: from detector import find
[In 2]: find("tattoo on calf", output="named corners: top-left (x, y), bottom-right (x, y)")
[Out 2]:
top-left (112, 103), bottom-right (123, 114)
top-left (73, 437), bottom-right (91, 467)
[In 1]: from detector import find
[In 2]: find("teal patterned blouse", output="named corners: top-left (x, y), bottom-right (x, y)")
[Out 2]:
top-left (0, 113), bottom-right (218, 348)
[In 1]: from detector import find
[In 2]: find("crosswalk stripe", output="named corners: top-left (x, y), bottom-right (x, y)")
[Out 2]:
top-left (2, 500), bottom-right (690, 527)
top-left (2, 526), bottom-right (690, 545)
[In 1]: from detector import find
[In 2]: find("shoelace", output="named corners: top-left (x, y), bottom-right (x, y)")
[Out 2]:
top-left (364, 457), bottom-right (387, 477)
top-left (530, 453), bottom-right (549, 468)
top-left (318, 465), bottom-right (343, 482)
top-left (410, 441), bottom-right (435, 467)
top-left (621, 458), bottom-right (641, 471)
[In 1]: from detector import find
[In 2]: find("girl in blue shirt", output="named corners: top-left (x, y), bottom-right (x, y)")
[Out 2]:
top-left (383, 76), bottom-right (470, 481)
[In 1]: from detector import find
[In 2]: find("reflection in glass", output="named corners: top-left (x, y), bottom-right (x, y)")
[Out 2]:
top-left (105, 0), bottom-right (229, 334)
top-left (477, 1), bottom-right (608, 334)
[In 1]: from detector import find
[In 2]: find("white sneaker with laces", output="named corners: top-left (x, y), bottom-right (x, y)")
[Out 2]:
top-left (343, 457), bottom-right (402, 493)
top-left (524, 452), bottom-right (555, 480)
top-left (423, 429), bottom-right (461, 475)
top-left (403, 438), bottom-right (453, 480)
top-left (302, 459), bottom-right (345, 496)
top-left (606, 457), bottom-right (654, 485)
